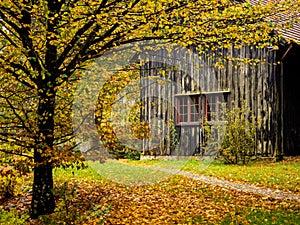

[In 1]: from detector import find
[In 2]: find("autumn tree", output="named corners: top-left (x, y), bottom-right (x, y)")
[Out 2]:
top-left (0, 0), bottom-right (299, 218)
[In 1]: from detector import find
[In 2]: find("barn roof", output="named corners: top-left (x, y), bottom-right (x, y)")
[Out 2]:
top-left (278, 23), bottom-right (300, 43)
top-left (249, 0), bottom-right (300, 43)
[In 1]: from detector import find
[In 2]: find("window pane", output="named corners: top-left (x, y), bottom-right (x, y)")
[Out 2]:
top-left (177, 95), bottom-right (200, 123)
top-left (178, 97), bottom-right (189, 123)
top-left (190, 96), bottom-right (199, 122)
top-left (204, 93), bottom-right (229, 121)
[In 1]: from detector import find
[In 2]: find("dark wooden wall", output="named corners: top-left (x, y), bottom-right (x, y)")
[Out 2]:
top-left (227, 46), bottom-right (280, 156)
top-left (281, 44), bottom-right (300, 156)
top-left (140, 44), bottom-right (290, 157)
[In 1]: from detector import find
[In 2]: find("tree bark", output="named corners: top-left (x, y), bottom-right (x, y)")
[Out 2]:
top-left (31, 162), bottom-right (55, 218)
top-left (31, 89), bottom-right (56, 218)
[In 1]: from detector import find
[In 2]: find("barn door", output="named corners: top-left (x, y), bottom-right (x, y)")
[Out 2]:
top-left (282, 44), bottom-right (300, 155)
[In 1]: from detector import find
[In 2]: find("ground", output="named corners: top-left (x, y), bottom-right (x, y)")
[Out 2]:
top-left (1, 157), bottom-right (299, 224)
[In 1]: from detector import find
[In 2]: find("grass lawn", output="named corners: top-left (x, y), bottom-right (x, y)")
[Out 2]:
top-left (186, 158), bottom-right (300, 193)
top-left (0, 157), bottom-right (299, 224)
top-left (127, 157), bottom-right (300, 193)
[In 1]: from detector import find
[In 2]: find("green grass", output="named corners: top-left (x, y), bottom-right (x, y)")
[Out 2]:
top-left (51, 165), bottom-right (300, 225)
top-left (183, 158), bottom-right (300, 193)
top-left (89, 160), bottom-right (173, 185)
top-left (54, 159), bottom-right (185, 186)
top-left (220, 208), bottom-right (300, 225)
top-left (53, 165), bottom-right (103, 181)
top-left (126, 157), bottom-right (300, 192)
top-left (53, 157), bottom-right (300, 192)
top-left (1, 158), bottom-right (297, 225)
top-left (55, 156), bottom-right (300, 192)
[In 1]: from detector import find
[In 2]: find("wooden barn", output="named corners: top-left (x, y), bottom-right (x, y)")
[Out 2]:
top-left (138, 25), bottom-right (300, 158)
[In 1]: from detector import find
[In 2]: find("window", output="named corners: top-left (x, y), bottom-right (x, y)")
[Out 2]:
top-left (205, 94), bottom-right (229, 121)
top-left (176, 92), bottom-right (229, 124)
top-left (177, 95), bottom-right (199, 124)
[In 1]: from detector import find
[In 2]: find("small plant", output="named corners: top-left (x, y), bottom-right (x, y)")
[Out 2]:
top-left (0, 172), bottom-right (15, 199)
top-left (83, 204), bottom-right (112, 224)
top-left (0, 209), bottom-right (29, 224)
top-left (220, 101), bottom-right (257, 164)
top-left (0, 149), bottom-right (33, 199)
top-left (124, 150), bottom-right (141, 160)
top-left (47, 181), bottom-right (79, 224)
top-left (201, 100), bottom-right (257, 164)
top-left (168, 119), bottom-right (179, 152)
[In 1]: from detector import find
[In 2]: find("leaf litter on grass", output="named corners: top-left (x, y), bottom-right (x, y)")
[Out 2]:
top-left (9, 174), bottom-right (295, 224)
top-left (88, 159), bottom-right (189, 186)
top-left (1, 158), bottom-right (300, 224)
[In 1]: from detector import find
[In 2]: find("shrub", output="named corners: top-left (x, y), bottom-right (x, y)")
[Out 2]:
top-left (219, 101), bottom-right (257, 164)
top-left (0, 209), bottom-right (29, 224)
top-left (0, 150), bottom-right (32, 199)
top-left (124, 150), bottom-right (141, 160)
top-left (201, 101), bottom-right (257, 164)
top-left (0, 172), bottom-right (15, 199)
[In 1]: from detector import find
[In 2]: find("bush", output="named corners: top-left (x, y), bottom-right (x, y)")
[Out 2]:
top-left (219, 101), bottom-right (257, 164)
top-left (0, 150), bottom-right (32, 199)
top-left (124, 151), bottom-right (141, 160)
top-left (201, 101), bottom-right (257, 165)
top-left (0, 210), bottom-right (29, 224)
top-left (0, 166), bottom-right (18, 199)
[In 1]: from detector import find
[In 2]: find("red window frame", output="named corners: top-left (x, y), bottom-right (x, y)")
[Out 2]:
top-left (177, 95), bottom-right (200, 125)
top-left (176, 93), bottom-right (229, 125)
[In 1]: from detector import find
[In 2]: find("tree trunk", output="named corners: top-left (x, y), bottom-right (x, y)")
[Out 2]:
top-left (31, 89), bottom-right (56, 218)
top-left (31, 162), bottom-right (55, 218)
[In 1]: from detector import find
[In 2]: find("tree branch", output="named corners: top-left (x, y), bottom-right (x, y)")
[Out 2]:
top-left (0, 148), bottom-right (33, 159)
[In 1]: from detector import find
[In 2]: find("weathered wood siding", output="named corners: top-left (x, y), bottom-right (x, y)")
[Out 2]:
top-left (227, 46), bottom-right (280, 156)
top-left (140, 45), bottom-right (282, 157)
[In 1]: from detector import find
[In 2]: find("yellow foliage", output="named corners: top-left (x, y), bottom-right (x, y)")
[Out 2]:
top-left (0, 0), bottom-right (299, 215)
